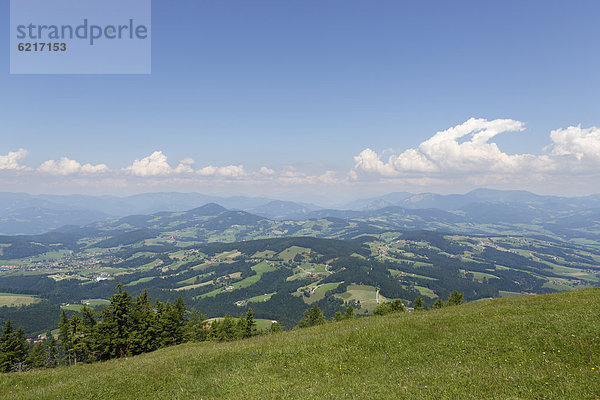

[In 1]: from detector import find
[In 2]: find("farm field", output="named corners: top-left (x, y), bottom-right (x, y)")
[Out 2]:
top-left (0, 293), bottom-right (39, 307)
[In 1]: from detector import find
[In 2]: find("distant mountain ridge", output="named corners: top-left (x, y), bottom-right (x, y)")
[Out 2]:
top-left (0, 189), bottom-right (599, 235)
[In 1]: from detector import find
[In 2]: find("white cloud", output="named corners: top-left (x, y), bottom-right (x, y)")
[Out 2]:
top-left (0, 149), bottom-right (29, 171)
top-left (548, 125), bottom-right (600, 162)
top-left (38, 157), bottom-right (108, 176)
top-left (350, 118), bottom-right (597, 181)
top-left (125, 151), bottom-right (173, 177)
top-left (259, 166), bottom-right (276, 176)
top-left (174, 158), bottom-right (195, 174)
top-left (80, 163), bottom-right (110, 174)
top-left (197, 165), bottom-right (246, 177)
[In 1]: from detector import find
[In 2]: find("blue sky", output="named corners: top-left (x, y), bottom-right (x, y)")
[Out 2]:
top-left (1, 0), bottom-right (599, 201)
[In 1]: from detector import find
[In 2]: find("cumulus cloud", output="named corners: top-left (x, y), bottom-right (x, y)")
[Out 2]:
top-left (197, 165), bottom-right (246, 177)
top-left (275, 166), bottom-right (341, 185)
top-left (0, 149), bottom-right (30, 171)
top-left (351, 118), bottom-right (600, 181)
top-left (125, 151), bottom-right (197, 176)
top-left (125, 151), bottom-right (173, 177)
top-left (259, 166), bottom-right (276, 176)
top-left (548, 125), bottom-right (600, 162)
top-left (38, 157), bottom-right (108, 176)
top-left (174, 158), bottom-right (195, 174)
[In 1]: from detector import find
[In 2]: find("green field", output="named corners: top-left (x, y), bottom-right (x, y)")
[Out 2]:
top-left (334, 284), bottom-right (390, 313)
top-left (296, 282), bottom-right (343, 304)
top-left (1, 289), bottom-right (598, 399)
top-left (201, 261), bottom-right (277, 298)
top-left (0, 293), bottom-right (39, 307)
top-left (277, 246), bottom-right (310, 262)
top-left (246, 292), bottom-right (275, 303)
top-left (413, 285), bottom-right (437, 298)
top-left (61, 299), bottom-right (110, 312)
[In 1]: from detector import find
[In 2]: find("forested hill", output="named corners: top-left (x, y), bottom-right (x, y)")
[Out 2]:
top-left (2, 231), bottom-right (599, 335)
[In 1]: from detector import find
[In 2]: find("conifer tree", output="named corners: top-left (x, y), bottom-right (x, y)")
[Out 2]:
top-left (241, 307), bottom-right (256, 339)
top-left (344, 305), bottom-right (355, 319)
top-left (92, 284), bottom-right (134, 360)
top-left (58, 309), bottom-right (72, 366)
top-left (270, 322), bottom-right (284, 333)
top-left (0, 321), bottom-right (28, 372)
top-left (447, 290), bottom-right (464, 306)
top-left (413, 297), bottom-right (425, 311)
top-left (183, 309), bottom-right (207, 342)
top-left (45, 335), bottom-right (58, 368)
top-left (27, 342), bottom-right (47, 369)
top-left (299, 305), bottom-right (325, 328)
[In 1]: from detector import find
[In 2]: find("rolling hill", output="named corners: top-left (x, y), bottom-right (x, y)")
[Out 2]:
top-left (0, 288), bottom-right (597, 399)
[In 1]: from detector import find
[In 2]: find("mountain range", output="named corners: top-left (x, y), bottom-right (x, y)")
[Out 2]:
top-left (0, 189), bottom-right (599, 236)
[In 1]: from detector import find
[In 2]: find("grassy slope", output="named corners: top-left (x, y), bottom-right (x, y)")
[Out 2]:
top-left (1, 289), bottom-right (599, 399)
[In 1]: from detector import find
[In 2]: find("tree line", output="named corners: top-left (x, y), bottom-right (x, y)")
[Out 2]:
top-left (0, 284), bottom-right (465, 373)
top-left (0, 284), bottom-right (265, 373)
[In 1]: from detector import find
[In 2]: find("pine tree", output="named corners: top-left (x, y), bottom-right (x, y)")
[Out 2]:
top-left (0, 320), bottom-right (28, 372)
top-left (91, 284), bottom-right (134, 360)
top-left (27, 342), bottom-right (47, 369)
top-left (129, 291), bottom-right (160, 355)
top-left (183, 309), bottom-right (207, 342)
top-left (413, 297), bottom-right (425, 311)
top-left (344, 305), bottom-right (355, 319)
top-left (160, 296), bottom-right (187, 346)
top-left (241, 307), bottom-right (256, 339)
top-left (433, 298), bottom-right (444, 309)
top-left (45, 335), bottom-right (58, 368)
top-left (58, 309), bottom-right (71, 366)
top-left (270, 322), bottom-right (284, 333)
top-left (210, 315), bottom-right (238, 341)
top-left (299, 305), bottom-right (325, 328)
top-left (447, 290), bottom-right (464, 306)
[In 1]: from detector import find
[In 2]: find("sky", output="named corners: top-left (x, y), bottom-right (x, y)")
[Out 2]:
top-left (1, 0), bottom-right (599, 202)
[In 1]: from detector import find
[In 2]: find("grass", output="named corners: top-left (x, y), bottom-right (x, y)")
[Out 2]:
top-left (246, 292), bottom-right (276, 303)
top-left (61, 299), bottom-right (110, 312)
top-left (205, 317), bottom-right (275, 331)
top-left (1, 289), bottom-right (599, 399)
top-left (125, 277), bottom-right (156, 287)
top-left (413, 285), bottom-right (437, 298)
top-left (334, 284), bottom-right (389, 312)
top-left (0, 293), bottom-right (39, 307)
top-left (201, 261), bottom-right (276, 298)
top-left (277, 246), bottom-right (310, 263)
top-left (295, 282), bottom-right (343, 304)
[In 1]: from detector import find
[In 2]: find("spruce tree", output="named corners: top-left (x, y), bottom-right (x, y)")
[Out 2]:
top-left (413, 297), bottom-right (425, 311)
top-left (241, 307), bottom-right (256, 339)
top-left (299, 305), bottom-right (325, 328)
top-left (447, 290), bottom-right (464, 306)
top-left (183, 309), bottom-right (207, 342)
top-left (0, 320), bottom-right (28, 372)
top-left (344, 305), bottom-right (355, 319)
top-left (45, 335), bottom-right (58, 368)
top-left (27, 342), bottom-right (47, 369)
top-left (58, 309), bottom-right (71, 366)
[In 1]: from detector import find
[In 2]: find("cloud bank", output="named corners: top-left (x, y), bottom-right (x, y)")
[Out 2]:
top-left (350, 118), bottom-right (600, 180)
top-left (38, 157), bottom-right (109, 176)
top-left (2, 119), bottom-right (600, 195)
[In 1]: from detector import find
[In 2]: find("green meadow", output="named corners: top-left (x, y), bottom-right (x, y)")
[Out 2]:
top-left (1, 288), bottom-right (598, 399)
